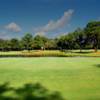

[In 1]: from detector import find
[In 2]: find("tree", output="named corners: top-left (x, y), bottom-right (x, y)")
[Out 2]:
top-left (57, 36), bottom-right (67, 50)
top-left (10, 38), bottom-right (20, 51)
top-left (22, 33), bottom-right (33, 51)
top-left (65, 33), bottom-right (74, 50)
top-left (45, 39), bottom-right (57, 50)
top-left (3, 40), bottom-right (11, 51)
top-left (33, 35), bottom-right (48, 50)
top-left (73, 28), bottom-right (86, 52)
top-left (57, 34), bottom-right (74, 51)
top-left (0, 39), bottom-right (5, 51)
top-left (85, 21), bottom-right (100, 52)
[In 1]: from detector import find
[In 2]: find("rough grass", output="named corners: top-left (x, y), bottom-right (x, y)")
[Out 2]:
top-left (0, 50), bottom-right (100, 57)
top-left (0, 57), bottom-right (100, 100)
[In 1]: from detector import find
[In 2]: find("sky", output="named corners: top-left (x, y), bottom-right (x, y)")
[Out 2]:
top-left (0, 0), bottom-right (100, 39)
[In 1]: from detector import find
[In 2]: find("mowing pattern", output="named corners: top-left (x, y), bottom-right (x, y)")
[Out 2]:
top-left (0, 57), bottom-right (100, 100)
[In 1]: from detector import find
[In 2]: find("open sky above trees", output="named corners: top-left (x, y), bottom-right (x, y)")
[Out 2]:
top-left (0, 0), bottom-right (100, 39)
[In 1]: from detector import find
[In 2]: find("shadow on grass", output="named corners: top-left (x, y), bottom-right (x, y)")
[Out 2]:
top-left (0, 82), bottom-right (65, 100)
top-left (95, 64), bottom-right (100, 68)
top-left (73, 51), bottom-right (93, 54)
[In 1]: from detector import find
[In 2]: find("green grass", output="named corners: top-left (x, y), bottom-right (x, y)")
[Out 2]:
top-left (0, 57), bottom-right (100, 100)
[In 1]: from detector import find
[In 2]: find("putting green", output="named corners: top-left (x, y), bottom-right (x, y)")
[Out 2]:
top-left (0, 57), bottom-right (100, 100)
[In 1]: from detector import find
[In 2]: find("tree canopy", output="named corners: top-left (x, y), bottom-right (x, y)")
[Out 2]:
top-left (0, 21), bottom-right (100, 52)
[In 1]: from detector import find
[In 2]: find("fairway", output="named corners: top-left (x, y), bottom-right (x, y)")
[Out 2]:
top-left (0, 57), bottom-right (100, 100)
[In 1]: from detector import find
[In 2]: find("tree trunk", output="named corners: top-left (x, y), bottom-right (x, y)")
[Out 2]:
top-left (80, 46), bottom-right (82, 53)
top-left (80, 48), bottom-right (82, 53)
top-left (94, 47), bottom-right (98, 52)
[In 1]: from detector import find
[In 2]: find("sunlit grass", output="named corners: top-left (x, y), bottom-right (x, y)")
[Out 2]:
top-left (0, 57), bottom-right (100, 100)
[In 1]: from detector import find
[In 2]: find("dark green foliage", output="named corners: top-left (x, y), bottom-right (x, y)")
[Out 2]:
top-left (0, 39), bottom-right (5, 51)
top-left (22, 33), bottom-right (33, 51)
top-left (45, 39), bottom-right (57, 50)
top-left (10, 38), bottom-right (21, 51)
top-left (33, 35), bottom-right (48, 50)
top-left (85, 21), bottom-right (100, 52)
top-left (73, 28), bottom-right (86, 52)
top-left (57, 34), bottom-right (74, 51)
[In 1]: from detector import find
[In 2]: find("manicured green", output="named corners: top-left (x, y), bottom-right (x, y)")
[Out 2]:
top-left (0, 57), bottom-right (100, 100)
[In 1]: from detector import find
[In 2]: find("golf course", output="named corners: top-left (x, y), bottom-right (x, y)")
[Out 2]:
top-left (0, 0), bottom-right (100, 99)
top-left (0, 57), bottom-right (100, 100)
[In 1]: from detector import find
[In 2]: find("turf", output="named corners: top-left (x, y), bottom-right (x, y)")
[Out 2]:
top-left (0, 57), bottom-right (100, 100)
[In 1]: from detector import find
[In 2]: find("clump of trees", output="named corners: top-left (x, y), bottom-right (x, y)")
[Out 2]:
top-left (0, 21), bottom-right (100, 52)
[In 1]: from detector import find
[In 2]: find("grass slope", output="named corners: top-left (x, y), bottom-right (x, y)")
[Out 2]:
top-left (0, 57), bottom-right (100, 100)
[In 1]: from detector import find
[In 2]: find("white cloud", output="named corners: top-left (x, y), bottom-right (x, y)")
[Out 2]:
top-left (5, 22), bottom-right (21, 32)
top-left (34, 32), bottom-right (45, 36)
top-left (34, 9), bottom-right (74, 35)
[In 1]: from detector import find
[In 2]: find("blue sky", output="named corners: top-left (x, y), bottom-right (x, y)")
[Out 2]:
top-left (0, 0), bottom-right (100, 39)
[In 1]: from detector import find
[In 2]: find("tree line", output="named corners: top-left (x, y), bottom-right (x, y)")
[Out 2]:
top-left (0, 21), bottom-right (100, 52)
